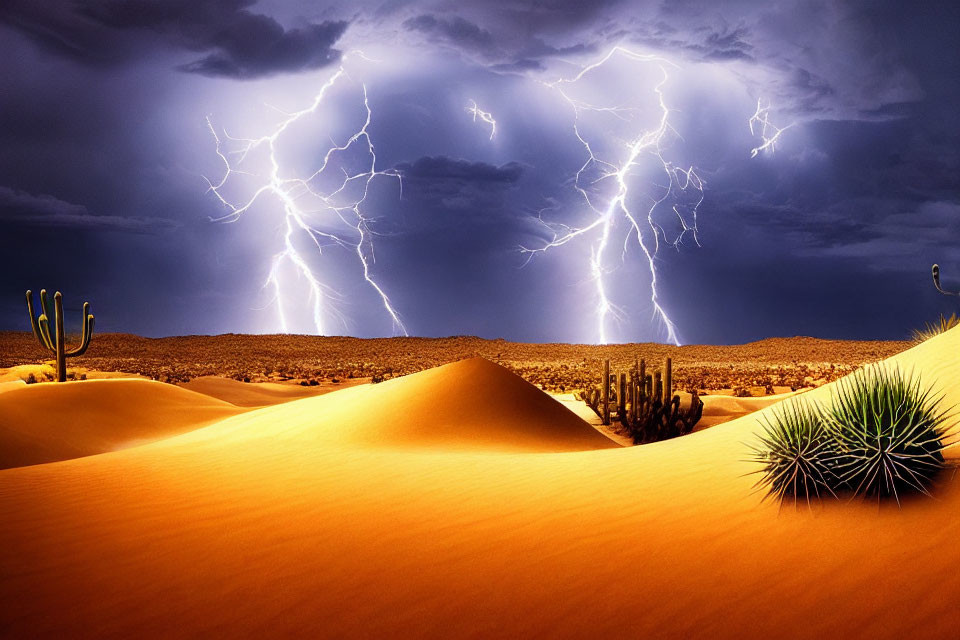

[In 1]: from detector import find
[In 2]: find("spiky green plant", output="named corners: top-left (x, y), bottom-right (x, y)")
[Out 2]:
top-left (823, 366), bottom-right (955, 504)
top-left (912, 313), bottom-right (960, 343)
top-left (749, 398), bottom-right (838, 505)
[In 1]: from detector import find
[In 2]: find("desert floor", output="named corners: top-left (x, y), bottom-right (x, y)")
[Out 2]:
top-left (0, 331), bottom-right (909, 393)
top-left (1, 331), bottom-right (958, 638)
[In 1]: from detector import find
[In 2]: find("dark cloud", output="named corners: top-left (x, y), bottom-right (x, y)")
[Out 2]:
top-left (0, 0), bottom-right (348, 78)
top-left (687, 24), bottom-right (754, 61)
top-left (789, 68), bottom-right (836, 112)
top-left (0, 186), bottom-right (179, 233)
top-left (400, 10), bottom-right (596, 70)
top-left (396, 156), bottom-right (524, 183)
top-left (490, 58), bottom-right (545, 73)
top-left (402, 14), bottom-right (497, 55)
top-left (393, 157), bottom-right (526, 222)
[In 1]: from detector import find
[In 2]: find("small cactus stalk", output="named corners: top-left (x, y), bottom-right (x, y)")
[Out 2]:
top-left (602, 359), bottom-right (610, 426)
top-left (932, 264), bottom-right (960, 296)
top-left (663, 357), bottom-right (673, 405)
top-left (25, 289), bottom-right (95, 382)
top-left (618, 372), bottom-right (627, 422)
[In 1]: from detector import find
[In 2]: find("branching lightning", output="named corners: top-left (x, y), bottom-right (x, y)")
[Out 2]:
top-left (203, 54), bottom-right (408, 336)
top-left (749, 97), bottom-right (793, 158)
top-left (466, 99), bottom-right (496, 140)
top-left (521, 47), bottom-right (704, 345)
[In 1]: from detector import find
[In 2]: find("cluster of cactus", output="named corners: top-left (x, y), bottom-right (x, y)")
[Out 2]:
top-left (581, 357), bottom-right (703, 444)
top-left (750, 365), bottom-right (956, 506)
top-left (25, 289), bottom-right (95, 382)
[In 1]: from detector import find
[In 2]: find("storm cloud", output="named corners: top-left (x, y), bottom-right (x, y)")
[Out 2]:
top-left (0, 0), bottom-right (348, 78)
top-left (0, 0), bottom-right (958, 342)
top-left (0, 186), bottom-right (178, 233)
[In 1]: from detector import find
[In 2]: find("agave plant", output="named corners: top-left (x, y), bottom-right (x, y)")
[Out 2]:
top-left (912, 313), bottom-right (960, 343)
top-left (823, 365), bottom-right (955, 504)
top-left (749, 398), bottom-right (838, 506)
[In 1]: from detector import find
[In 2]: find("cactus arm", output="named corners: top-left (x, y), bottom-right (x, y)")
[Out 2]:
top-left (37, 314), bottom-right (55, 351)
top-left (933, 264), bottom-right (960, 296)
top-left (82, 301), bottom-right (91, 345)
top-left (25, 290), bottom-right (39, 339)
top-left (66, 305), bottom-right (95, 357)
top-left (39, 289), bottom-right (52, 320)
top-left (69, 303), bottom-right (91, 354)
top-left (26, 290), bottom-right (55, 353)
top-left (38, 290), bottom-right (57, 350)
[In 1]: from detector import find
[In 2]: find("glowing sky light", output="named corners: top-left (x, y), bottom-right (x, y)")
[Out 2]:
top-left (203, 53), bottom-right (407, 336)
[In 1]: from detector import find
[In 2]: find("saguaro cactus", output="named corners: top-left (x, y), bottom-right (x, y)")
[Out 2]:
top-left (25, 289), bottom-right (95, 382)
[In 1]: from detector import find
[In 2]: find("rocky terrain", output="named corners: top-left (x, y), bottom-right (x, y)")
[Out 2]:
top-left (0, 332), bottom-right (910, 396)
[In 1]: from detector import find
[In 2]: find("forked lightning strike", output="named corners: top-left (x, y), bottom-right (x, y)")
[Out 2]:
top-left (749, 97), bottom-right (793, 158)
top-left (521, 47), bottom-right (704, 345)
top-left (466, 99), bottom-right (496, 140)
top-left (204, 54), bottom-right (407, 336)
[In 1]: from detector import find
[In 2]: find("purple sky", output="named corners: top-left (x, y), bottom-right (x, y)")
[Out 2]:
top-left (1, 0), bottom-right (958, 344)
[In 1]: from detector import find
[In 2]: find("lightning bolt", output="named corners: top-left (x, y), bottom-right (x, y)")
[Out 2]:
top-left (203, 53), bottom-right (408, 336)
top-left (521, 47), bottom-right (704, 346)
top-left (466, 99), bottom-right (497, 140)
top-left (749, 97), bottom-right (793, 158)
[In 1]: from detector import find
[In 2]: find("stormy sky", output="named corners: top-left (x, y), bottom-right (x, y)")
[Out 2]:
top-left (1, 0), bottom-right (958, 344)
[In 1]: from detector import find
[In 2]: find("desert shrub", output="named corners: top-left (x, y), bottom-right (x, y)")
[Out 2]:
top-left (750, 398), bottom-right (838, 504)
top-left (912, 313), bottom-right (960, 343)
top-left (823, 366), bottom-right (955, 502)
top-left (752, 365), bottom-right (956, 505)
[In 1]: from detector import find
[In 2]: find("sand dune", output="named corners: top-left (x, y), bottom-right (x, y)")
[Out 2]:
top-left (181, 376), bottom-right (346, 407)
top-left (175, 358), bottom-right (618, 453)
top-left (287, 356), bottom-right (622, 452)
top-left (1, 336), bottom-right (959, 638)
top-left (0, 379), bottom-right (243, 469)
top-left (696, 390), bottom-right (803, 428)
top-left (0, 379), bottom-right (26, 394)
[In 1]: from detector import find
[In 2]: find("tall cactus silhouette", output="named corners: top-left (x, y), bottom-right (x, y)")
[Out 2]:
top-left (25, 289), bottom-right (95, 382)
top-left (932, 264), bottom-right (959, 296)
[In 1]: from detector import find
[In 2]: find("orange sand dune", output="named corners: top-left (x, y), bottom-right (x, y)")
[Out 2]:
top-left (177, 358), bottom-right (618, 452)
top-left (0, 379), bottom-right (243, 469)
top-left (273, 356), bottom-right (621, 452)
top-left (0, 380), bottom-right (27, 394)
top-left (181, 376), bottom-right (347, 407)
top-left (1, 337), bottom-right (959, 638)
top-left (696, 390), bottom-right (802, 429)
